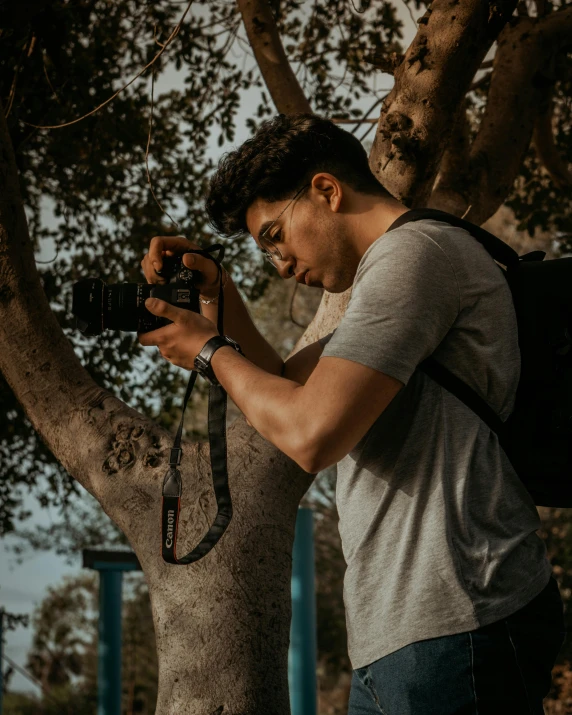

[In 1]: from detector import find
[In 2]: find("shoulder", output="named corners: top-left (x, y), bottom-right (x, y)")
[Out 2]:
top-left (361, 218), bottom-right (503, 288)
top-left (355, 220), bottom-right (460, 284)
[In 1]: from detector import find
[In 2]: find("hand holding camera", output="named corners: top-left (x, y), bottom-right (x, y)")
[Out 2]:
top-left (72, 236), bottom-right (229, 336)
top-left (141, 236), bottom-right (229, 301)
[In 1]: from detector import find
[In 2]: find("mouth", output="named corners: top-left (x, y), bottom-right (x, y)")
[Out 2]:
top-left (296, 270), bottom-right (308, 285)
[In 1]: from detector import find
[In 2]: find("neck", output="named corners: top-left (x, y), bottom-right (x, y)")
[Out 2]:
top-left (350, 194), bottom-right (410, 260)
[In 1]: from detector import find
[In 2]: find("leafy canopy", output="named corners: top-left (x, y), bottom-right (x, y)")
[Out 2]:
top-left (0, 0), bottom-right (402, 534)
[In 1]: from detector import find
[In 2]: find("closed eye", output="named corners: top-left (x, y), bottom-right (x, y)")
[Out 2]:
top-left (272, 229), bottom-right (282, 242)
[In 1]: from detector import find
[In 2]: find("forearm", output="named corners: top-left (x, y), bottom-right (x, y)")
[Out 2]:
top-left (210, 345), bottom-right (314, 472)
top-left (200, 277), bottom-right (283, 376)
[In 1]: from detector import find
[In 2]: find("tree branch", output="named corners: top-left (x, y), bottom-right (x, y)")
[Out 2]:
top-left (1, 97), bottom-right (314, 710)
top-left (463, 9), bottom-right (572, 224)
top-left (537, 3), bottom-right (572, 42)
top-left (362, 49), bottom-right (403, 75)
top-left (368, 0), bottom-right (518, 207)
top-left (332, 117), bottom-right (378, 124)
top-left (428, 101), bottom-right (473, 215)
top-left (236, 0), bottom-right (312, 114)
top-left (533, 96), bottom-right (572, 190)
top-left (363, 55), bottom-right (494, 77)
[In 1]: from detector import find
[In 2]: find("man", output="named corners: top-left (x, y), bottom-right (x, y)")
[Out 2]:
top-left (139, 113), bottom-right (564, 713)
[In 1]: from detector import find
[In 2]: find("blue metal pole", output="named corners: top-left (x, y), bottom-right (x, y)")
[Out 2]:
top-left (0, 609), bottom-right (4, 715)
top-left (289, 507), bottom-right (317, 715)
top-left (98, 570), bottom-right (123, 715)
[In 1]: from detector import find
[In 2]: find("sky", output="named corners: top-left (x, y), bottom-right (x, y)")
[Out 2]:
top-left (0, 1), bottom-right (423, 697)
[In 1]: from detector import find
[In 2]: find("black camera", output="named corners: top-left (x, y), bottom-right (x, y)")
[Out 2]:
top-left (72, 255), bottom-right (200, 335)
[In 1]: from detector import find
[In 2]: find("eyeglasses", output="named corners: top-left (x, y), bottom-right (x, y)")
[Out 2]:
top-left (258, 185), bottom-right (309, 267)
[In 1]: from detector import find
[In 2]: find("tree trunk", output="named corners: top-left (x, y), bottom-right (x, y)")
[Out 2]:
top-left (0, 98), bottom-right (321, 712)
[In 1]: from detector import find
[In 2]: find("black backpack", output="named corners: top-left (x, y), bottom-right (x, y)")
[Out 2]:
top-left (387, 209), bottom-right (572, 508)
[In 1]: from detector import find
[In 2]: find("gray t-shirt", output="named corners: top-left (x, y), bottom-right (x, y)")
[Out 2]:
top-left (319, 218), bottom-right (551, 670)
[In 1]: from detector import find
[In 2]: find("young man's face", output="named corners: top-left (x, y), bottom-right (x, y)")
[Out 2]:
top-left (245, 174), bottom-right (362, 294)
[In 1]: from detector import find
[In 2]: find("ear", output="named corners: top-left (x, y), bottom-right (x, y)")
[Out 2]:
top-left (310, 173), bottom-right (343, 213)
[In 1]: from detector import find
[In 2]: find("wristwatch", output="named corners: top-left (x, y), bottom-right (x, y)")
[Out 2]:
top-left (193, 335), bottom-right (243, 385)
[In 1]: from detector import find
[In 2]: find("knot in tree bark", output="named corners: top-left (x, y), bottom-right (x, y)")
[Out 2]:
top-left (102, 422), bottom-right (143, 474)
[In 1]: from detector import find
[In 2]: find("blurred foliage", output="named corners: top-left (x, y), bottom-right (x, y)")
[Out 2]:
top-left (0, 0), bottom-right (404, 536)
top-left (3, 573), bottom-right (157, 715)
top-left (468, 46), bottom-right (572, 243)
top-left (505, 64), bottom-right (572, 244)
top-left (26, 575), bottom-right (97, 695)
top-left (0, 608), bottom-right (30, 699)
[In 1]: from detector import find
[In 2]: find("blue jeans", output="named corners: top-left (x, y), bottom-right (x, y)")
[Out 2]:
top-left (348, 576), bottom-right (565, 714)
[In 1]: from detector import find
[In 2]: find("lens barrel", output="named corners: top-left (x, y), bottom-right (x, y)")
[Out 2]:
top-left (72, 260), bottom-right (201, 335)
top-left (72, 279), bottom-right (105, 335)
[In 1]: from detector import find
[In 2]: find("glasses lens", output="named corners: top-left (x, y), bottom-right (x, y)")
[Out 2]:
top-left (261, 239), bottom-right (282, 263)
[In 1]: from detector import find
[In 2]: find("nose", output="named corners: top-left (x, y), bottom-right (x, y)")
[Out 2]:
top-left (275, 255), bottom-right (296, 280)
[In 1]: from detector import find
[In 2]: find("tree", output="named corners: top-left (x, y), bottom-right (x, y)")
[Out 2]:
top-left (1, 0), bottom-right (571, 711)
top-left (4, 574), bottom-right (158, 715)
top-left (26, 575), bottom-right (96, 693)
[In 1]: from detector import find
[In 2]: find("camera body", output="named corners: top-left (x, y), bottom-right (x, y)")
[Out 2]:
top-left (72, 255), bottom-right (201, 335)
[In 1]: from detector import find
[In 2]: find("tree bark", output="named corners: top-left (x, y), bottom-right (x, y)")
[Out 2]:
top-left (428, 101), bottom-right (472, 216)
top-left (368, 0), bottom-right (518, 207)
top-left (463, 6), bottom-right (572, 224)
top-left (236, 0), bottom-right (312, 115)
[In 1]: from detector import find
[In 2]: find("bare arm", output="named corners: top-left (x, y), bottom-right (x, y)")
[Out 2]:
top-left (202, 286), bottom-right (327, 384)
top-left (206, 341), bottom-right (402, 473)
top-left (199, 277), bottom-right (284, 376)
top-left (282, 340), bottom-right (325, 385)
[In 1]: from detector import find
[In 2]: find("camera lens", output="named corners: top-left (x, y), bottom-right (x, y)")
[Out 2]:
top-left (72, 279), bottom-right (105, 335)
top-left (72, 260), bottom-right (201, 335)
top-left (104, 284), bottom-right (145, 331)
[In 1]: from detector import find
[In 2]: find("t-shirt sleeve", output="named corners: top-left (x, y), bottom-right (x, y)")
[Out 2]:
top-left (319, 227), bottom-right (460, 385)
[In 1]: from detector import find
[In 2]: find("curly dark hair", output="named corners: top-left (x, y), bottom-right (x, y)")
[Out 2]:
top-left (205, 113), bottom-right (392, 238)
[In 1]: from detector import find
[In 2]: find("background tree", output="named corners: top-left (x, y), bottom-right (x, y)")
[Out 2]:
top-left (3, 574), bottom-right (158, 715)
top-left (1, 0), bottom-right (572, 711)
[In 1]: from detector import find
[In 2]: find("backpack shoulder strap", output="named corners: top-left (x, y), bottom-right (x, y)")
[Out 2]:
top-left (419, 356), bottom-right (506, 438)
top-left (387, 208), bottom-right (520, 269)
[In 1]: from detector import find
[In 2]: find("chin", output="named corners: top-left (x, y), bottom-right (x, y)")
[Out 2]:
top-left (325, 277), bottom-right (353, 294)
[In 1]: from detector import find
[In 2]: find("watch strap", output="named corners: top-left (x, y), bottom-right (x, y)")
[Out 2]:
top-left (194, 335), bottom-right (243, 386)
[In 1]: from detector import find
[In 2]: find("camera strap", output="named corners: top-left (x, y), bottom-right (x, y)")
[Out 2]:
top-left (161, 245), bottom-right (233, 565)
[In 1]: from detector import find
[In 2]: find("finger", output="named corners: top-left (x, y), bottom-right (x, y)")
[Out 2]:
top-left (145, 297), bottom-right (185, 323)
top-left (138, 330), bottom-right (155, 347)
top-left (148, 236), bottom-right (196, 272)
top-left (182, 252), bottom-right (222, 291)
top-left (137, 321), bottom-right (176, 346)
top-left (141, 253), bottom-right (167, 285)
